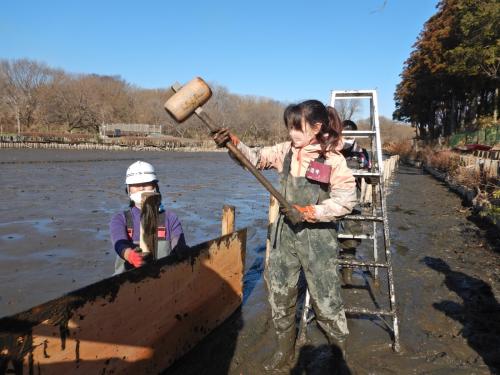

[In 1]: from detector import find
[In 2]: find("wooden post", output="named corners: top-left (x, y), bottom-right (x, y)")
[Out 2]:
top-left (484, 159), bottom-right (491, 178)
top-left (491, 160), bottom-right (498, 178)
top-left (474, 158), bottom-right (481, 174)
top-left (266, 195), bottom-right (279, 267)
top-left (221, 205), bottom-right (236, 236)
top-left (383, 160), bottom-right (389, 184)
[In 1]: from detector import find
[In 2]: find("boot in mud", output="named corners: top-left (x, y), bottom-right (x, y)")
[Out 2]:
top-left (327, 339), bottom-right (351, 375)
top-left (326, 334), bottom-right (348, 362)
top-left (341, 266), bottom-right (353, 285)
top-left (340, 247), bottom-right (356, 285)
top-left (263, 328), bottom-right (296, 371)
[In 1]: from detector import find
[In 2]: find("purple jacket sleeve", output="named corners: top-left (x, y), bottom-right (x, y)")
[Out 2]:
top-left (109, 212), bottom-right (135, 258)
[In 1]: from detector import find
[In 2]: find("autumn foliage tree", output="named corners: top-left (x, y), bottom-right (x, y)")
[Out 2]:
top-left (394, 0), bottom-right (499, 140)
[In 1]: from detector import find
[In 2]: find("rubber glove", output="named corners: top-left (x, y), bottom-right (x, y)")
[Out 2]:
top-left (293, 205), bottom-right (317, 223)
top-left (124, 248), bottom-right (146, 268)
top-left (212, 128), bottom-right (240, 147)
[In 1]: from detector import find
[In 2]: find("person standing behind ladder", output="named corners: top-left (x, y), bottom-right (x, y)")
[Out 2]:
top-left (338, 119), bottom-right (371, 284)
top-left (110, 161), bottom-right (186, 274)
top-left (213, 100), bottom-right (357, 371)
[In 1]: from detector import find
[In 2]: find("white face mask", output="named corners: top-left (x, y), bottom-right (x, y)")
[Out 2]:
top-left (343, 138), bottom-right (355, 149)
top-left (129, 191), bottom-right (151, 207)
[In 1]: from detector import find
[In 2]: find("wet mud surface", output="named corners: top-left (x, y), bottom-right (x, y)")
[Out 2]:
top-left (1, 150), bottom-right (499, 374)
top-left (164, 166), bottom-right (500, 375)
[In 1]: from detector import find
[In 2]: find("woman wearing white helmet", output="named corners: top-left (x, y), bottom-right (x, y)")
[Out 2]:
top-left (110, 161), bottom-right (186, 274)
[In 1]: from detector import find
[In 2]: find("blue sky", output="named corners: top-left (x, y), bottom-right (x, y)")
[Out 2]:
top-left (0, 0), bottom-right (438, 118)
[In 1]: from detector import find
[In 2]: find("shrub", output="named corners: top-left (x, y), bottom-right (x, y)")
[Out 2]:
top-left (423, 150), bottom-right (460, 173)
top-left (451, 165), bottom-right (481, 189)
top-left (384, 140), bottom-right (416, 160)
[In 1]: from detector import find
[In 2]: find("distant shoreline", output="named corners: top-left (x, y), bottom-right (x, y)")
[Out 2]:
top-left (0, 141), bottom-right (225, 153)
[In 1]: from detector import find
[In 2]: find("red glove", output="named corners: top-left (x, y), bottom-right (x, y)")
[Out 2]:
top-left (124, 248), bottom-right (145, 268)
top-left (293, 205), bottom-right (317, 223)
top-left (229, 133), bottom-right (240, 146)
top-left (212, 128), bottom-right (240, 147)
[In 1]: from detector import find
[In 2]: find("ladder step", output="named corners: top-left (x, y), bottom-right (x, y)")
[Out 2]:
top-left (331, 91), bottom-right (376, 100)
top-left (345, 307), bottom-right (395, 317)
top-left (337, 259), bottom-right (388, 268)
top-left (342, 130), bottom-right (376, 137)
top-left (343, 214), bottom-right (383, 222)
top-left (352, 171), bottom-right (381, 178)
top-left (337, 234), bottom-right (374, 240)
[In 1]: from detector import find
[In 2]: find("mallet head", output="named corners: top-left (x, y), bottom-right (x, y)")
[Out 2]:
top-left (164, 77), bottom-right (212, 122)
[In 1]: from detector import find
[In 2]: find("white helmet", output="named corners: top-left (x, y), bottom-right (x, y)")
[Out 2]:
top-left (125, 161), bottom-right (158, 185)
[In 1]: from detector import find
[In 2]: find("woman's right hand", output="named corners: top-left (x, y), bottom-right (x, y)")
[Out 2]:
top-left (124, 248), bottom-right (146, 268)
top-left (280, 205), bottom-right (304, 225)
top-left (212, 128), bottom-right (239, 147)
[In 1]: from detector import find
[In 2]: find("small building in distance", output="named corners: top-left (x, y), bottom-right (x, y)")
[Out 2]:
top-left (100, 123), bottom-right (162, 137)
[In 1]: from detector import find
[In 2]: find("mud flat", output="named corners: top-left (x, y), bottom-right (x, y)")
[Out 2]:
top-left (0, 149), bottom-right (274, 317)
top-left (1, 150), bottom-right (499, 374)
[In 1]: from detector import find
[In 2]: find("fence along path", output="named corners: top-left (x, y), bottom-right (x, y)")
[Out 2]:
top-left (459, 154), bottom-right (499, 179)
top-left (360, 155), bottom-right (400, 204)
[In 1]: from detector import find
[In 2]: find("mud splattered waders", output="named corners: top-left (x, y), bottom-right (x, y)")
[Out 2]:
top-left (264, 151), bottom-right (348, 370)
top-left (113, 210), bottom-right (170, 274)
top-left (299, 90), bottom-right (401, 352)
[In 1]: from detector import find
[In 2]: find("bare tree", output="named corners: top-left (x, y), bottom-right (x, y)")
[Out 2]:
top-left (335, 99), bottom-right (361, 121)
top-left (335, 99), bottom-right (361, 120)
top-left (0, 58), bottom-right (288, 141)
top-left (40, 73), bottom-right (101, 132)
top-left (132, 88), bottom-right (170, 125)
top-left (0, 59), bottom-right (52, 133)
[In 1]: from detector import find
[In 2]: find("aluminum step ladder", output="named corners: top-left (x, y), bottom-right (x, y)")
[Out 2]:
top-left (298, 89), bottom-right (401, 352)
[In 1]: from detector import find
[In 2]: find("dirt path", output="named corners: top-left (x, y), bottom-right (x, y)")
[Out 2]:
top-left (165, 165), bottom-right (500, 375)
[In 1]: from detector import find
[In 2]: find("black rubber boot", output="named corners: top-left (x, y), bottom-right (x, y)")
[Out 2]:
top-left (263, 327), bottom-right (296, 371)
top-left (326, 333), bottom-right (348, 362)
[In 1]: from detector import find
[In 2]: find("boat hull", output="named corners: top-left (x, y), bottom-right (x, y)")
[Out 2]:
top-left (0, 229), bottom-right (246, 374)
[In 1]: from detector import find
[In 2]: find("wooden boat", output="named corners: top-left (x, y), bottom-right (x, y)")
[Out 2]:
top-left (0, 207), bottom-right (246, 374)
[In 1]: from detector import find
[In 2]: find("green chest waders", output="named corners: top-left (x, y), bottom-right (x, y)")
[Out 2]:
top-left (266, 150), bottom-right (349, 343)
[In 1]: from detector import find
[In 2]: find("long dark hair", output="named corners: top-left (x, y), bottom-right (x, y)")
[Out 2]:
top-left (284, 100), bottom-right (342, 152)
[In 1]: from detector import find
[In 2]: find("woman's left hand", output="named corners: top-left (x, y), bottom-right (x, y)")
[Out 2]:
top-left (293, 205), bottom-right (317, 223)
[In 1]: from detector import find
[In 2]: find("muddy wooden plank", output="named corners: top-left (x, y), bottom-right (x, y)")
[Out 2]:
top-left (0, 230), bottom-right (246, 374)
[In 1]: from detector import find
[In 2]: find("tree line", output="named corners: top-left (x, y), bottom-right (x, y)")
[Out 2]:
top-left (0, 58), bottom-right (288, 143)
top-left (393, 0), bottom-right (499, 140)
top-left (0, 58), bottom-right (413, 145)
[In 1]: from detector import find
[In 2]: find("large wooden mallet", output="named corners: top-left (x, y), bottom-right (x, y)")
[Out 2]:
top-left (164, 77), bottom-right (293, 212)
